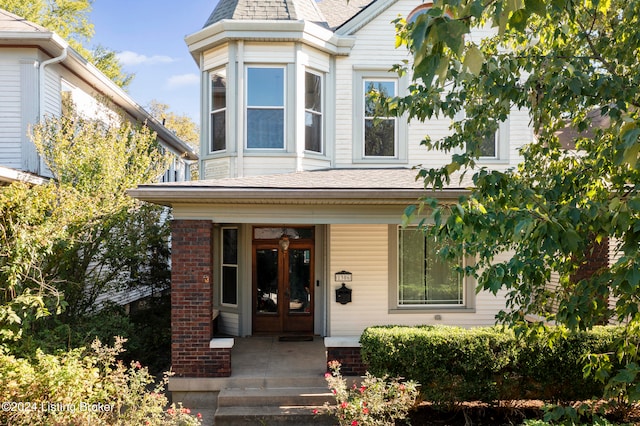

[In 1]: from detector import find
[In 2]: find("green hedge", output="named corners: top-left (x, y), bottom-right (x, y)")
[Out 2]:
top-left (360, 325), bottom-right (622, 404)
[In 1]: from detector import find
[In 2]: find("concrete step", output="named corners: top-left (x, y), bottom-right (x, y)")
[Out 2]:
top-left (217, 387), bottom-right (334, 407)
top-left (214, 386), bottom-right (338, 425)
top-left (213, 405), bottom-right (336, 425)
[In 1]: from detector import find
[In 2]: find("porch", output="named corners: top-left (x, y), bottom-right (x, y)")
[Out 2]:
top-left (170, 335), bottom-right (361, 425)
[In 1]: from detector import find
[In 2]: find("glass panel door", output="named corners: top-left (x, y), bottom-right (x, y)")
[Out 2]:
top-left (256, 248), bottom-right (279, 314)
top-left (252, 241), bottom-right (314, 334)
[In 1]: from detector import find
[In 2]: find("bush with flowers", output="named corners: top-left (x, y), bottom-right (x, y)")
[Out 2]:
top-left (0, 337), bottom-right (201, 426)
top-left (322, 360), bottom-right (419, 426)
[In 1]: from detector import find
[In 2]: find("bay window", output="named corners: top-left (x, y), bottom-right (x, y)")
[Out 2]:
top-left (246, 66), bottom-right (285, 149)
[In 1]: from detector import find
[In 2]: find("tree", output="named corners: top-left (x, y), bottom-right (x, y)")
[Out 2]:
top-left (148, 101), bottom-right (200, 179)
top-left (148, 101), bottom-right (199, 150)
top-left (392, 0), bottom-right (640, 404)
top-left (0, 108), bottom-right (172, 341)
top-left (0, 0), bottom-right (133, 88)
top-left (30, 109), bottom-right (172, 317)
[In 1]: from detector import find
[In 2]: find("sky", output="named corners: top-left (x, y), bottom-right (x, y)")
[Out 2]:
top-left (90, 0), bottom-right (221, 125)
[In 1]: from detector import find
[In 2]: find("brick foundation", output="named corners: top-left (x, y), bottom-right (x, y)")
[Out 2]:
top-left (171, 220), bottom-right (231, 377)
top-left (327, 347), bottom-right (367, 376)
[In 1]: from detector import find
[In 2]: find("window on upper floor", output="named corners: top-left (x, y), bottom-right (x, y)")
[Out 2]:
top-left (364, 80), bottom-right (397, 157)
top-left (246, 66), bottom-right (285, 149)
top-left (353, 71), bottom-right (407, 164)
top-left (305, 71), bottom-right (323, 153)
top-left (479, 132), bottom-right (498, 158)
top-left (210, 69), bottom-right (227, 152)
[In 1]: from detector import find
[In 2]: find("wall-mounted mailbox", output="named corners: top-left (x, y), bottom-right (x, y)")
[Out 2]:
top-left (335, 283), bottom-right (352, 305)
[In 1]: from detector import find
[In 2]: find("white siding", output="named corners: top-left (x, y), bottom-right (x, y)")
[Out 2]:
top-left (327, 224), bottom-right (507, 337)
top-left (243, 42), bottom-right (295, 63)
top-left (203, 44), bottom-right (230, 71)
top-left (0, 54), bottom-right (24, 169)
top-left (333, 0), bottom-right (530, 170)
top-left (219, 312), bottom-right (240, 336)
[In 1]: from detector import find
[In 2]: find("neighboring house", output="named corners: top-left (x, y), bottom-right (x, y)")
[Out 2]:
top-left (0, 8), bottom-right (197, 186)
top-left (0, 8), bottom-right (198, 306)
top-left (128, 0), bottom-right (534, 380)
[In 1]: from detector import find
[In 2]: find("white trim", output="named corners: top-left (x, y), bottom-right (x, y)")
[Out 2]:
top-left (324, 336), bottom-right (361, 348)
top-left (209, 338), bottom-right (235, 349)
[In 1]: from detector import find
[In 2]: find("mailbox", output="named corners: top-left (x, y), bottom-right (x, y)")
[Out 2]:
top-left (335, 283), bottom-right (352, 305)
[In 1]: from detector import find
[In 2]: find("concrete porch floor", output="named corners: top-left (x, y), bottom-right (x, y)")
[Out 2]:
top-left (231, 335), bottom-right (327, 379)
top-left (171, 336), bottom-right (330, 425)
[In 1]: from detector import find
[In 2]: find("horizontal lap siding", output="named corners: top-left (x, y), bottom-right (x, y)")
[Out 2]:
top-left (328, 224), bottom-right (509, 337)
top-left (329, 224), bottom-right (390, 336)
top-left (0, 60), bottom-right (22, 169)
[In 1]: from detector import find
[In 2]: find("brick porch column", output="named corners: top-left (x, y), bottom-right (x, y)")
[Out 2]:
top-left (171, 219), bottom-right (231, 377)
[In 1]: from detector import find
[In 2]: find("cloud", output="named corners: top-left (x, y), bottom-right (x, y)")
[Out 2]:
top-left (116, 50), bottom-right (176, 66)
top-left (166, 73), bottom-right (200, 89)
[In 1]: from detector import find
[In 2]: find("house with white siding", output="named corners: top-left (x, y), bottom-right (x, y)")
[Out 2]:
top-left (0, 8), bottom-right (198, 186)
top-left (128, 0), bottom-right (534, 381)
top-left (0, 8), bottom-right (198, 308)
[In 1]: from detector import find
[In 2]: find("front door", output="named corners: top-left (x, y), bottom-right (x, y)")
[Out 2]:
top-left (252, 230), bottom-right (314, 334)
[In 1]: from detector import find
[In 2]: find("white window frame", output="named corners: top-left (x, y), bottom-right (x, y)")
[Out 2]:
top-left (363, 79), bottom-right (397, 158)
top-left (245, 65), bottom-right (286, 151)
top-left (221, 226), bottom-right (239, 307)
top-left (353, 70), bottom-right (408, 164)
top-left (209, 68), bottom-right (227, 154)
top-left (388, 225), bottom-right (475, 312)
top-left (304, 69), bottom-right (324, 154)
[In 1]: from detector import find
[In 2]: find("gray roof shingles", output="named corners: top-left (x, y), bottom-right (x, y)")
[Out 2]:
top-left (203, 0), bottom-right (375, 29)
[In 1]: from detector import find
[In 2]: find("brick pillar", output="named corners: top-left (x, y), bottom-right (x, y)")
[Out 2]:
top-left (171, 220), bottom-right (230, 377)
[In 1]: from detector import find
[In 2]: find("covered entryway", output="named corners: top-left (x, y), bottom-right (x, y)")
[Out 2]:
top-left (252, 227), bottom-right (314, 334)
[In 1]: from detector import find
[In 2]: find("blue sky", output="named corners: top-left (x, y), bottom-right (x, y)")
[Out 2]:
top-left (90, 0), bottom-right (220, 125)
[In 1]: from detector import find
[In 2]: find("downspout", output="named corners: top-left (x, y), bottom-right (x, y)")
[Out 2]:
top-left (36, 47), bottom-right (67, 175)
top-left (39, 47), bottom-right (68, 121)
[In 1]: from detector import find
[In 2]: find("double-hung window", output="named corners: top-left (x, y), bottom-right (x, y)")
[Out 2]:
top-left (397, 227), bottom-right (465, 307)
top-left (246, 66), bottom-right (285, 149)
top-left (210, 69), bottom-right (227, 152)
top-left (305, 71), bottom-right (322, 153)
top-left (364, 80), bottom-right (397, 157)
top-left (221, 227), bottom-right (238, 306)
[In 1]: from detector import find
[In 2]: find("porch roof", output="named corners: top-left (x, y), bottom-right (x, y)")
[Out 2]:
top-left (128, 168), bottom-right (473, 207)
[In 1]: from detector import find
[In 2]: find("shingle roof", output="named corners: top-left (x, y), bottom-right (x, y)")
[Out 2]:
top-left (0, 8), bottom-right (49, 33)
top-left (202, 0), bottom-right (376, 30)
top-left (316, 0), bottom-right (375, 30)
top-left (136, 168), bottom-right (474, 190)
top-left (203, 0), bottom-right (327, 27)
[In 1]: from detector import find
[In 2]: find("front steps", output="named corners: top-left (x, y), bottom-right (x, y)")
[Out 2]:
top-left (213, 377), bottom-right (337, 425)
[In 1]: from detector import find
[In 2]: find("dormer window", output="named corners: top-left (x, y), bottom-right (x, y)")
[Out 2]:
top-left (210, 69), bottom-right (227, 152)
top-left (246, 66), bottom-right (285, 149)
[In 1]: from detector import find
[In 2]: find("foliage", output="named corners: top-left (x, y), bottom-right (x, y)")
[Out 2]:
top-left (389, 0), bottom-right (640, 406)
top-left (148, 101), bottom-right (200, 179)
top-left (360, 325), bottom-right (622, 405)
top-left (0, 0), bottom-right (133, 88)
top-left (0, 109), bottom-right (172, 345)
top-left (27, 110), bottom-right (171, 317)
top-left (0, 337), bottom-right (201, 426)
top-left (321, 361), bottom-right (419, 426)
top-left (14, 295), bottom-right (171, 375)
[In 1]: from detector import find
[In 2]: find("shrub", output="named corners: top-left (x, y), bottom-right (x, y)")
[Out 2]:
top-left (0, 337), bottom-right (200, 426)
top-left (322, 360), bottom-right (419, 425)
top-left (361, 325), bottom-right (622, 404)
